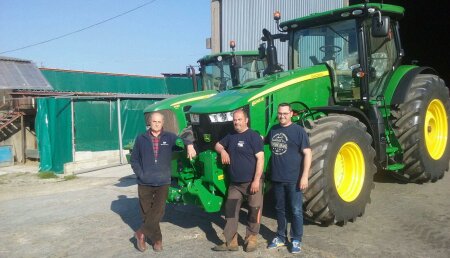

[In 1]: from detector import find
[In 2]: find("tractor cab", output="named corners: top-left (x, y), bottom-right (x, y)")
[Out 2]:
top-left (198, 50), bottom-right (266, 91)
top-left (279, 3), bottom-right (403, 104)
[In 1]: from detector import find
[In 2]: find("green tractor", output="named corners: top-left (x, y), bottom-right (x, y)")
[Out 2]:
top-left (144, 2), bottom-right (450, 224)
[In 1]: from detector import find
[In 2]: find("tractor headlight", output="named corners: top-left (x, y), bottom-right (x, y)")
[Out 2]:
top-left (190, 113), bottom-right (200, 124)
top-left (208, 111), bottom-right (234, 123)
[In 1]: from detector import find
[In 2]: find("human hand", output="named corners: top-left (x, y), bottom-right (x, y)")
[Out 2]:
top-left (250, 180), bottom-right (260, 194)
top-left (220, 150), bottom-right (230, 164)
top-left (299, 176), bottom-right (308, 191)
top-left (187, 145), bottom-right (196, 160)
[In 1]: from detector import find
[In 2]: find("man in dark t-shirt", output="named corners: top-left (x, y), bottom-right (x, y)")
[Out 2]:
top-left (213, 109), bottom-right (264, 252)
top-left (267, 103), bottom-right (312, 254)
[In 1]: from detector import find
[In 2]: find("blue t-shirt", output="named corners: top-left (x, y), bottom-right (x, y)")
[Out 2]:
top-left (219, 129), bottom-right (264, 183)
top-left (268, 123), bottom-right (310, 183)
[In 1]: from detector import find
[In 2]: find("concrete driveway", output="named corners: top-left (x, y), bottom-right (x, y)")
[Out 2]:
top-left (0, 164), bottom-right (449, 257)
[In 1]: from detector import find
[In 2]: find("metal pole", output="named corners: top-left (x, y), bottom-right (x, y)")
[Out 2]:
top-left (71, 99), bottom-right (75, 162)
top-left (117, 98), bottom-right (123, 164)
top-left (21, 114), bottom-right (26, 163)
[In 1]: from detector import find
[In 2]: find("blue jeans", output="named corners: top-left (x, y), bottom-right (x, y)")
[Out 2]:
top-left (272, 182), bottom-right (303, 242)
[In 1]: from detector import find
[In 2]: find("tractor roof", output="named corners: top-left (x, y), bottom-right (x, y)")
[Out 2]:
top-left (280, 3), bottom-right (404, 31)
top-left (197, 51), bottom-right (259, 63)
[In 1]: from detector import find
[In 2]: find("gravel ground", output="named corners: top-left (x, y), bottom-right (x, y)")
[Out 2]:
top-left (0, 163), bottom-right (449, 258)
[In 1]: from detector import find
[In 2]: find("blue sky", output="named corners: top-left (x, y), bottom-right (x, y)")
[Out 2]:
top-left (0, 0), bottom-right (211, 76)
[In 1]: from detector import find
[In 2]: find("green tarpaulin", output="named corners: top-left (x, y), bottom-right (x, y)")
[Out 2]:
top-left (36, 98), bottom-right (158, 173)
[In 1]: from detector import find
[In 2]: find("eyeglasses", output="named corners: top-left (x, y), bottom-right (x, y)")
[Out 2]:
top-left (277, 112), bottom-right (291, 116)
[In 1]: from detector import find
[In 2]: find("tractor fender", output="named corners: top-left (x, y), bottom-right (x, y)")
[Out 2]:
top-left (311, 106), bottom-right (387, 165)
top-left (312, 106), bottom-right (374, 135)
top-left (390, 66), bottom-right (438, 105)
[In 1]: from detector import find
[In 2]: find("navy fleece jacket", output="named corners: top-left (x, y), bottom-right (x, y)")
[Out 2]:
top-left (130, 130), bottom-right (190, 186)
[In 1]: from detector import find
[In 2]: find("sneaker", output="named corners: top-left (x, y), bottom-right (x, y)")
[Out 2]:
top-left (267, 236), bottom-right (285, 249)
top-left (291, 240), bottom-right (302, 254)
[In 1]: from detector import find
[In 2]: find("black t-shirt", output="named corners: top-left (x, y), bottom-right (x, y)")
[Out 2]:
top-left (219, 129), bottom-right (264, 183)
top-left (267, 123), bottom-right (310, 183)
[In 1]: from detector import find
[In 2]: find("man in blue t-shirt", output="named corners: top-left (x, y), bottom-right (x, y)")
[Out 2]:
top-left (213, 109), bottom-right (264, 252)
top-left (267, 103), bottom-right (312, 254)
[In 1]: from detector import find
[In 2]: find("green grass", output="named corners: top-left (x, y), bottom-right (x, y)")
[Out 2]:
top-left (37, 172), bottom-right (77, 181)
top-left (38, 172), bottom-right (58, 179)
top-left (63, 175), bottom-right (77, 181)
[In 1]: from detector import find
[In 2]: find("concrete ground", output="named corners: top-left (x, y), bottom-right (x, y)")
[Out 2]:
top-left (0, 163), bottom-right (449, 258)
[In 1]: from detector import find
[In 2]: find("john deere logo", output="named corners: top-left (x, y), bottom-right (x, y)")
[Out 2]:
top-left (203, 134), bottom-right (212, 142)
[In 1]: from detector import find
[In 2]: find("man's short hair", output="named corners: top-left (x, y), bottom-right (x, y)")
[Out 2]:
top-left (233, 108), bottom-right (248, 119)
top-left (278, 103), bottom-right (292, 111)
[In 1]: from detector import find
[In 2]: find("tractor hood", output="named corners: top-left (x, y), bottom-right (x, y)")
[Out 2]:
top-left (189, 64), bottom-right (330, 114)
top-left (143, 90), bottom-right (218, 113)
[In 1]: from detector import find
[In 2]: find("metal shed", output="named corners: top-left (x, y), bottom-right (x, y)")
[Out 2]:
top-left (0, 56), bottom-right (53, 164)
top-left (210, 0), bottom-right (347, 68)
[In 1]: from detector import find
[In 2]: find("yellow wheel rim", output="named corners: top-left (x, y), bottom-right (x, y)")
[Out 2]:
top-left (334, 142), bottom-right (365, 202)
top-left (425, 99), bottom-right (448, 160)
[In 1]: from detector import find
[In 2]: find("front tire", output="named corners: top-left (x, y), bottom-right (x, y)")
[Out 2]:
top-left (391, 74), bottom-right (450, 183)
top-left (303, 115), bottom-right (376, 224)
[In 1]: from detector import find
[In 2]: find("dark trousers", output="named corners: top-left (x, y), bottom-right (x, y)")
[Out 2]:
top-left (137, 184), bottom-right (169, 243)
top-left (272, 182), bottom-right (303, 242)
top-left (223, 180), bottom-right (264, 243)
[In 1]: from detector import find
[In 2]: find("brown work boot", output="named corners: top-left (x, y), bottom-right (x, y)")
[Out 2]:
top-left (134, 230), bottom-right (147, 252)
top-left (244, 234), bottom-right (258, 252)
top-left (212, 234), bottom-right (238, 251)
top-left (153, 240), bottom-right (163, 252)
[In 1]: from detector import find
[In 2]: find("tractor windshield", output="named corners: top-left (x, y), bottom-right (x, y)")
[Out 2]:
top-left (293, 19), bottom-right (361, 101)
top-left (201, 55), bottom-right (266, 91)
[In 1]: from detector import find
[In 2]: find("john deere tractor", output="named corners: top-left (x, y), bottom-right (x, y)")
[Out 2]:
top-left (144, 2), bottom-right (449, 225)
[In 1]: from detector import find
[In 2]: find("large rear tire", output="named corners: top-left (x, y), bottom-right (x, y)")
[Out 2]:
top-left (391, 74), bottom-right (450, 183)
top-left (303, 115), bottom-right (376, 224)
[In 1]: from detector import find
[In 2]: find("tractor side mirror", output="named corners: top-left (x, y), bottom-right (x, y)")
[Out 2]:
top-left (258, 43), bottom-right (266, 59)
top-left (372, 15), bottom-right (390, 37)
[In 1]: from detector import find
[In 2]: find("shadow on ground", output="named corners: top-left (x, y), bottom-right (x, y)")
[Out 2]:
top-left (114, 175), bottom-right (136, 187)
top-left (373, 168), bottom-right (408, 184)
top-left (110, 195), bottom-right (141, 231)
top-left (110, 193), bottom-right (278, 247)
top-left (111, 175), bottom-right (320, 247)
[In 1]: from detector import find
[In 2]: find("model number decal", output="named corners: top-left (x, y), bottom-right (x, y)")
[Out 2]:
top-left (251, 97), bottom-right (264, 106)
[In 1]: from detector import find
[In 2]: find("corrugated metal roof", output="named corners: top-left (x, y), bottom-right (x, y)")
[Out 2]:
top-left (0, 56), bottom-right (53, 90)
top-left (220, 0), bottom-right (345, 69)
